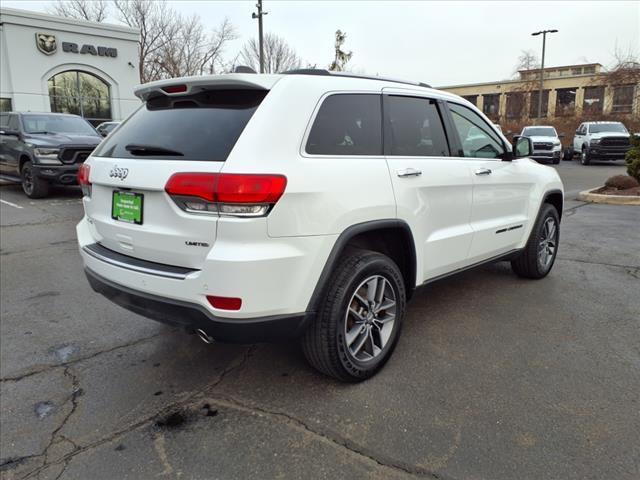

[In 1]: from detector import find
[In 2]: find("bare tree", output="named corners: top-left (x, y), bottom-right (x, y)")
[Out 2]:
top-left (240, 33), bottom-right (301, 73)
top-left (605, 42), bottom-right (640, 84)
top-left (513, 49), bottom-right (540, 77)
top-left (329, 30), bottom-right (352, 72)
top-left (159, 17), bottom-right (237, 77)
top-left (49, 0), bottom-right (109, 22)
top-left (113, 0), bottom-right (182, 83)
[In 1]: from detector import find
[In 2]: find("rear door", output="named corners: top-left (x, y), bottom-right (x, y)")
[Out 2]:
top-left (444, 101), bottom-right (533, 262)
top-left (85, 88), bottom-right (267, 269)
top-left (383, 90), bottom-right (474, 281)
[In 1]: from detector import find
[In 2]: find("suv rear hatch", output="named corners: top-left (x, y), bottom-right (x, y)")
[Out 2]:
top-left (84, 83), bottom-right (271, 270)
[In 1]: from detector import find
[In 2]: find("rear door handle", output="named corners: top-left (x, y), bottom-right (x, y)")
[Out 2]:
top-left (397, 168), bottom-right (422, 178)
top-left (474, 168), bottom-right (492, 176)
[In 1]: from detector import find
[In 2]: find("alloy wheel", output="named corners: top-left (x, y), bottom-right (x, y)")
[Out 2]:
top-left (344, 275), bottom-right (396, 362)
top-left (538, 217), bottom-right (557, 270)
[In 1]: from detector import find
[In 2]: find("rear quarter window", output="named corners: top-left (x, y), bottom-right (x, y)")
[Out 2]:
top-left (93, 89), bottom-right (267, 161)
top-left (306, 94), bottom-right (382, 156)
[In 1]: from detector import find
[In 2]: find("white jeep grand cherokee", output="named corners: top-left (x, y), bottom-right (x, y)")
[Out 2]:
top-left (77, 70), bottom-right (564, 381)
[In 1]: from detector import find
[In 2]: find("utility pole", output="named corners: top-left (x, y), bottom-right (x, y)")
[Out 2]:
top-left (531, 29), bottom-right (558, 122)
top-left (252, 0), bottom-right (268, 73)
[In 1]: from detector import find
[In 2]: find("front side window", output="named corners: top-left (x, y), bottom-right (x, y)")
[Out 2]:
top-left (306, 94), bottom-right (382, 155)
top-left (448, 103), bottom-right (504, 159)
top-left (0, 113), bottom-right (8, 127)
top-left (8, 115), bottom-right (20, 131)
top-left (385, 96), bottom-right (449, 157)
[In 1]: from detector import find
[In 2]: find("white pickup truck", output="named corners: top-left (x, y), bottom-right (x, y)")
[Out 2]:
top-left (520, 126), bottom-right (563, 164)
top-left (569, 121), bottom-right (632, 166)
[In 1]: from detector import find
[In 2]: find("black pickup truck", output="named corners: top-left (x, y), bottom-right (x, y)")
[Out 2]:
top-left (0, 112), bottom-right (101, 198)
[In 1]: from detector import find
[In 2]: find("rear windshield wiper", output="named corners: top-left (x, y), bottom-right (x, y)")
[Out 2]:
top-left (125, 144), bottom-right (184, 156)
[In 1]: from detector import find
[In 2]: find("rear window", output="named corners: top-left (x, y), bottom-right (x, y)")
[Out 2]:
top-left (93, 89), bottom-right (267, 161)
top-left (306, 94), bottom-right (382, 155)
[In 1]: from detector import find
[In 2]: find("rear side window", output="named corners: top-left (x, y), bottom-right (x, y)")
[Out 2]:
top-left (385, 96), bottom-right (449, 156)
top-left (306, 94), bottom-right (382, 155)
top-left (93, 89), bottom-right (267, 161)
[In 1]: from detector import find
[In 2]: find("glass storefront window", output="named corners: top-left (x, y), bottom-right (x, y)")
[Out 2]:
top-left (48, 71), bottom-right (111, 125)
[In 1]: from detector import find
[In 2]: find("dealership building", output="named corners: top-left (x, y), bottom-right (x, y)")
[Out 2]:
top-left (0, 7), bottom-right (140, 125)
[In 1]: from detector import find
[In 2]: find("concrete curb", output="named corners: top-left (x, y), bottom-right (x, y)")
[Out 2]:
top-left (577, 187), bottom-right (640, 206)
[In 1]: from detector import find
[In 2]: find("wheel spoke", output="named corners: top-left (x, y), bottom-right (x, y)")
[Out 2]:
top-left (346, 324), bottom-right (365, 347)
top-left (375, 278), bottom-right (386, 306)
top-left (366, 277), bottom-right (378, 302)
top-left (376, 299), bottom-right (396, 313)
top-left (353, 292), bottom-right (368, 308)
top-left (348, 306), bottom-right (366, 321)
top-left (350, 328), bottom-right (369, 355)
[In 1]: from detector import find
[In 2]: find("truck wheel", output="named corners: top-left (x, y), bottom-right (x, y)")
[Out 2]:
top-left (562, 147), bottom-right (573, 161)
top-left (21, 161), bottom-right (50, 199)
top-left (511, 203), bottom-right (560, 279)
top-left (580, 147), bottom-right (591, 166)
top-left (302, 249), bottom-right (406, 382)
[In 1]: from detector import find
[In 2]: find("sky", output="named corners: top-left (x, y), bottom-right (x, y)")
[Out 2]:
top-left (3, 0), bottom-right (639, 86)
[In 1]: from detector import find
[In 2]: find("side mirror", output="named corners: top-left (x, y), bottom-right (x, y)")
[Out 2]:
top-left (575, 129), bottom-right (581, 135)
top-left (0, 129), bottom-right (20, 137)
top-left (558, 133), bottom-right (565, 138)
top-left (512, 135), bottom-right (533, 158)
top-left (100, 130), bottom-right (108, 137)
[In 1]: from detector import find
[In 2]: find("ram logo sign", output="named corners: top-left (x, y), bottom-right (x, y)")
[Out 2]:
top-left (35, 33), bottom-right (57, 55)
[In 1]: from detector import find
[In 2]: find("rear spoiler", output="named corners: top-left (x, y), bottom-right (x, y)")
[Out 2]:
top-left (134, 74), bottom-right (282, 101)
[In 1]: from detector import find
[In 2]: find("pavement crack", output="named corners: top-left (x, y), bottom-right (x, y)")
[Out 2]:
top-left (0, 333), bottom-right (164, 384)
top-left (204, 394), bottom-right (442, 479)
top-left (557, 257), bottom-right (640, 271)
top-left (10, 345), bottom-right (256, 479)
top-left (563, 201), bottom-right (589, 217)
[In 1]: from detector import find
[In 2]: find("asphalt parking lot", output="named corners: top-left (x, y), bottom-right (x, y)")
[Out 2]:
top-left (1, 159), bottom-right (639, 480)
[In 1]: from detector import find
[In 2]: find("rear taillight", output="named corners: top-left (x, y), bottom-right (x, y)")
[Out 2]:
top-left (165, 173), bottom-right (287, 217)
top-left (78, 163), bottom-right (91, 197)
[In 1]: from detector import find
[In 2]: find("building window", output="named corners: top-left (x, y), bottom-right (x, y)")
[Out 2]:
top-left (462, 95), bottom-right (478, 106)
top-left (48, 71), bottom-right (111, 126)
top-left (529, 90), bottom-right (549, 118)
top-left (571, 67), bottom-right (582, 75)
top-left (555, 88), bottom-right (577, 116)
top-left (612, 85), bottom-right (635, 113)
top-left (482, 94), bottom-right (500, 118)
top-left (0, 98), bottom-right (12, 112)
top-left (583, 66), bottom-right (596, 74)
top-left (583, 86), bottom-right (604, 114)
top-left (506, 92), bottom-right (524, 119)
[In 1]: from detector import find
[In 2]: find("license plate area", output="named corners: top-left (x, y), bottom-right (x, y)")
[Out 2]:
top-left (112, 190), bottom-right (144, 225)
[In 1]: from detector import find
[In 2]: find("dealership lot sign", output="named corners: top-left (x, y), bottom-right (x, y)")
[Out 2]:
top-left (35, 32), bottom-right (118, 58)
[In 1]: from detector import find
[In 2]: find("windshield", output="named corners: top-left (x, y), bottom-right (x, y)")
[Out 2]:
top-left (522, 127), bottom-right (557, 137)
top-left (589, 123), bottom-right (628, 134)
top-left (93, 89), bottom-right (267, 161)
top-left (22, 114), bottom-right (98, 136)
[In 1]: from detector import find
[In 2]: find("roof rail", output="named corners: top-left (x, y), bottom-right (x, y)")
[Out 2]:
top-left (282, 69), bottom-right (431, 89)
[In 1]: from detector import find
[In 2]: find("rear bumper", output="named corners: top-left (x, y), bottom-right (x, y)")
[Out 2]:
top-left (85, 268), bottom-right (314, 343)
top-left (33, 164), bottom-right (79, 185)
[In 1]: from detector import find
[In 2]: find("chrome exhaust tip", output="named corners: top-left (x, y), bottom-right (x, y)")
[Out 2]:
top-left (195, 329), bottom-right (214, 344)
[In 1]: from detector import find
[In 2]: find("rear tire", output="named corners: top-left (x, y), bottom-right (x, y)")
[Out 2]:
top-left (21, 161), bottom-right (50, 199)
top-left (511, 203), bottom-right (560, 279)
top-left (302, 249), bottom-right (406, 382)
top-left (581, 146), bottom-right (591, 166)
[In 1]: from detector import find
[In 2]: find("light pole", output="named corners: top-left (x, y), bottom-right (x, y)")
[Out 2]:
top-left (531, 29), bottom-right (558, 122)
top-left (252, 0), bottom-right (268, 73)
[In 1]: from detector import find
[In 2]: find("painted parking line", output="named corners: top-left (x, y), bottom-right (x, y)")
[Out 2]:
top-left (0, 198), bottom-right (24, 209)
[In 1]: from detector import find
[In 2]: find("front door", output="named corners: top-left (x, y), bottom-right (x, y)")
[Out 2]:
top-left (445, 102), bottom-right (533, 263)
top-left (383, 90), bottom-right (475, 282)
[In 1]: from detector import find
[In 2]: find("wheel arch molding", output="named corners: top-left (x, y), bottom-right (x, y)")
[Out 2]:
top-left (542, 189), bottom-right (564, 220)
top-left (306, 219), bottom-right (417, 313)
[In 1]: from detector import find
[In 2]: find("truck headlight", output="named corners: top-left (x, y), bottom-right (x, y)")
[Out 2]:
top-left (34, 148), bottom-right (62, 165)
top-left (590, 138), bottom-right (601, 145)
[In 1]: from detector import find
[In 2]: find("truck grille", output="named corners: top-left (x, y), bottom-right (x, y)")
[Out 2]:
top-left (533, 142), bottom-right (553, 151)
top-left (59, 147), bottom-right (94, 164)
top-left (600, 137), bottom-right (630, 147)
